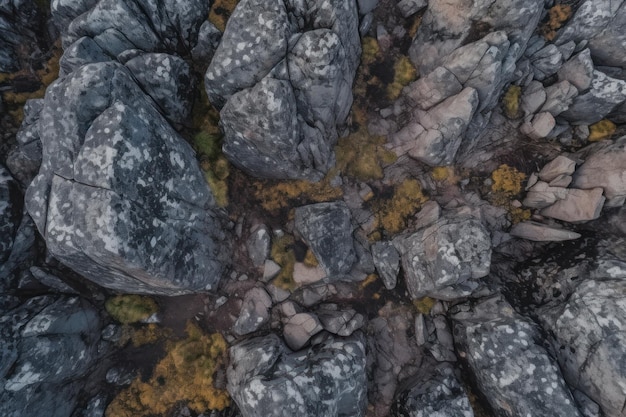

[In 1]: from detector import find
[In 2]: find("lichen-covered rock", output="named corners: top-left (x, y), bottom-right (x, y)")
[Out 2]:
top-left (561, 70), bottom-right (626, 125)
top-left (6, 99), bottom-right (44, 187)
top-left (452, 295), bottom-right (583, 417)
top-left (294, 202), bottom-right (356, 278)
top-left (392, 362), bottom-right (474, 417)
top-left (371, 241), bottom-right (400, 290)
top-left (227, 333), bottom-right (367, 417)
top-left (25, 61), bottom-right (230, 295)
top-left (0, 0), bottom-right (43, 72)
top-left (538, 279), bottom-right (626, 417)
top-left (392, 212), bottom-right (491, 300)
top-left (206, 0), bottom-right (361, 180)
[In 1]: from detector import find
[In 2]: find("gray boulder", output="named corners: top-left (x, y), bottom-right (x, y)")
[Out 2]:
top-left (227, 333), bottom-right (367, 417)
top-left (6, 99), bottom-right (43, 187)
top-left (294, 202), bottom-right (356, 278)
top-left (25, 62), bottom-right (230, 295)
top-left (539, 279), bottom-right (626, 417)
top-left (561, 70), bottom-right (626, 125)
top-left (0, 166), bottom-right (22, 264)
top-left (392, 362), bottom-right (474, 417)
top-left (371, 241), bottom-right (400, 290)
top-left (393, 213), bottom-right (491, 300)
top-left (0, 0), bottom-right (42, 72)
top-left (452, 295), bottom-right (583, 417)
top-left (206, 0), bottom-right (361, 180)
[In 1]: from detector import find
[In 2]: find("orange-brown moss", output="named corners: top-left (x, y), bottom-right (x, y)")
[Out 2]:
top-left (335, 129), bottom-right (397, 181)
top-left (117, 323), bottom-right (173, 348)
top-left (372, 178), bottom-right (428, 235)
top-left (105, 295), bottom-right (159, 324)
top-left (209, 0), bottom-right (239, 32)
top-left (541, 4), bottom-right (572, 41)
top-left (105, 322), bottom-right (230, 417)
top-left (359, 273), bottom-right (378, 289)
top-left (270, 234), bottom-right (297, 291)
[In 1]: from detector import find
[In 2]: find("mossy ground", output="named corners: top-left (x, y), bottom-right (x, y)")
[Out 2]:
top-left (541, 4), bottom-right (572, 41)
top-left (105, 295), bottom-right (159, 324)
top-left (106, 322), bottom-right (229, 417)
top-left (489, 164), bottom-right (531, 224)
top-left (270, 234), bottom-right (297, 291)
top-left (335, 128), bottom-right (397, 181)
top-left (588, 119), bottom-right (616, 142)
top-left (369, 178), bottom-right (429, 237)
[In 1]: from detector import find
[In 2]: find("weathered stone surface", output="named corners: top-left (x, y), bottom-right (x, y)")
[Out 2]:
top-left (247, 224), bottom-right (271, 267)
top-left (317, 305), bottom-right (365, 337)
top-left (510, 221), bottom-right (581, 241)
top-left (540, 81), bottom-right (578, 116)
top-left (392, 363), bottom-right (474, 417)
top-left (206, 0), bottom-right (361, 180)
top-left (541, 188), bottom-right (605, 223)
top-left (0, 0), bottom-right (43, 72)
top-left (558, 49), bottom-right (595, 92)
top-left (538, 155), bottom-right (577, 183)
top-left (521, 81), bottom-right (546, 116)
top-left (404, 66), bottom-right (463, 111)
top-left (539, 279), bottom-right (626, 417)
top-left (561, 70), bottom-right (626, 125)
top-left (520, 111), bottom-right (555, 140)
top-left (25, 62), bottom-right (230, 295)
top-left (573, 137), bottom-right (626, 204)
top-left (294, 202), bottom-right (355, 277)
top-left (227, 333), bottom-right (367, 417)
top-left (0, 166), bottom-right (21, 265)
top-left (371, 241), bottom-right (400, 290)
top-left (452, 296), bottom-right (583, 417)
top-left (6, 99), bottom-right (43, 187)
top-left (528, 44), bottom-right (563, 81)
top-left (522, 181), bottom-right (568, 209)
top-left (393, 213), bottom-right (491, 300)
top-left (233, 287), bottom-right (272, 336)
top-left (283, 312), bottom-right (323, 350)
top-left (396, 0), bottom-right (427, 17)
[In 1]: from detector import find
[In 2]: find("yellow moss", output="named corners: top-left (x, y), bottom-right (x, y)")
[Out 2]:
top-left (208, 0), bottom-right (239, 32)
top-left (509, 206), bottom-right (532, 224)
top-left (359, 274), bottom-right (378, 289)
top-left (407, 15), bottom-right (422, 39)
top-left (361, 37), bottom-right (381, 66)
top-left (251, 172), bottom-right (343, 214)
top-left (541, 4), bottom-right (572, 41)
top-left (116, 323), bottom-right (173, 348)
top-left (387, 56), bottom-right (417, 100)
top-left (431, 166), bottom-right (455, 182)
top-left (303, 249), bottom-right (319, 268)
top-left (372, 178), bottom-right (428, 235)
top-left (106, 322), bottom-right (230, 417)
top-left (105, 295), bottom-right (159, 324)
top-left (502, 85), bottom-right (522, 119)
top-left (413, 297), bottom-right (436, 314)
top-left (270, 235), bottom-right (297, 291)
top-left (588, 119), bottom-right (616, 142)
top-left (335, 129), bottom-right (397, 181)
top-left (490, 164), bottom-right (525, 198)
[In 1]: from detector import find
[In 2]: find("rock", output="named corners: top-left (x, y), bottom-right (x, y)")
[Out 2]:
top-left (6, 99), bottom-right (43, 187)
top-left (520, 81), bottom-right (546, 116)
top-left (541, 188), bottom-right (605, 223)
top-left (393, 213), bottom-right (491, 300)
top-left (227, 333), bottom-right (367, 417)
top-left (397, 0), bottom-right (427, 17)
top-left (392, 362), bottom-right (474, 417)
top-left (25, 62), bottom-right (230, 295)
top-left (294, 202), bottom-right (356, 278)
top-left (404, 66), bottom-right (463, 111)
top-left (191, 20), bottom-right (221, 64)
top-left (414, 314), bottom-right (427, 346)
top-left (0, 0), bottom-right (43, 72)
top-left (558, 49), bottom-right (595, 92)
top-left (357, 0), bottom-right (378, 15)
top-left (539, 279), bottom-right (626, 417)
top-left (262, 260), bottom-right (281, 282)
top-left (0, 166), bottom-right (22, 265)
top-left (247, 224), bottom-right (271, 267)
top-left (316, 305), bottom-right (365, 337)
top-left (561, 70), bottom-right (626, 125)
top-left (509, 221), bottom-right (581, 241)
top-left (283, 312), bottom-right (323, 350)
top-left (520, 111), bottom-right (556, 140)
top-left (233, 287), bottom-right (272, 336)
top-left (414, 200), bottom-right (441, 230)
top-left (206, 0), bottom-right (361, 180)
top-left (538, 155), bottom-right (577, 182)
top-left (371, 242), bottom-right (400, 290)
top-left (452, 295), bottom-right (583, 417)
top-left (540, 81), bottom-right (578, 116)
top-left (549, 174), bottom-right (573, 188)
top-left (573, 137), bottom-right (626, 205)
top-left (522, 181), bottom-right (568, 209)
top-left (528, 44), bottom-right (563, 81)
top-left (402, 87), bottom-right (479, 166)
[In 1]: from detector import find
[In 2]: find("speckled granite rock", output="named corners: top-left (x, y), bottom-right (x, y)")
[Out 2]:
top-left (539, 278), bottom-right (626, 417)
top-left (206, 0), bottom-right (361, 180)
top-left (452, 295), bottom-right (583, 417)
top-left (0, 166), bottom-right (22, 264)
top-left (0, 0), bottom-right (43, 72)
top-left (227, 333), bottom-right (367, 417)
top-left (294, 201), bottom-right (356, 278)
top-left (6, 100), bottom-right (43, 187)
top-left (25, 61), bottom-right (230, 295)
top-left (393, 212), bottom-right (491, 300)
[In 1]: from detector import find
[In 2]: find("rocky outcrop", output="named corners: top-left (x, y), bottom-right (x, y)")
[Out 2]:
top-left (227, 333), bottom-right (367, 417)
top-left (20, 0), bottom-right (231, 295)
top-left (205, 0), bottom-right (361, 180)
top-left (0, 0), bottom-right (44, 73)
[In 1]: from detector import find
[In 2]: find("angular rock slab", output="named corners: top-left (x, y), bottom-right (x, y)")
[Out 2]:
top-left (539, 279), bottom-right (626, 417)
top-left (206, 0), bottom-right (361, 180)
top-left (452, 296), bottom-right (583, 417)
top-left (25, 62), bottom-right (230, 295)
top-left (393, 214), bottom-right (491, 300)
top-left (294, 202), bottom-right (356, 278)
top-left (227, 333), bottom-right (367, 417)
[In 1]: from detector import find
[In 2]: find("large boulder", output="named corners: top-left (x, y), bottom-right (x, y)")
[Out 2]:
top-left (0, 0), bottom-right (43, 72)
top-left (539, 278), bottom-right (626, 417)
top-left (392, 212), bottom-right (491, 300)
top-left (25, 61), bottom-right (230, 295)
top-left (205, 0), bottom-right (361, 180)
top-left (227, 333), bottom-right (367, 417)
top-left (452, 295), bottom-right (583, 417)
